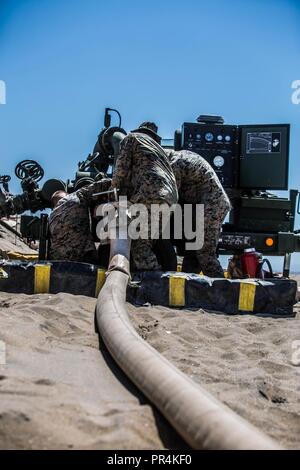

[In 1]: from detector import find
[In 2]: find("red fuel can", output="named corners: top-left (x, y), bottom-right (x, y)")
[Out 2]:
top-left (241, 248), bottom-right (260, 278)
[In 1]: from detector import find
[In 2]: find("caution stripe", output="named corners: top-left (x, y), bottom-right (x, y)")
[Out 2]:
top-left (95, 268), bottom-right (106, 297)
top-left (238, 282), bottom-right (256, 312)
top-left (34, 264), bottom-right (51, 294)
top-left (7, 251), bottom-right (39, 261)
top-left (169, 275), bottom-right (186, 307)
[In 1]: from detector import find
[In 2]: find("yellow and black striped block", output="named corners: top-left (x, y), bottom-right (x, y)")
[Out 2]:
top-left (0, 261), bottom-right (297, 315)
top-left (0, 261), bottom-right (106, 298)
top-left (127, 271), bottom-right (297, 315)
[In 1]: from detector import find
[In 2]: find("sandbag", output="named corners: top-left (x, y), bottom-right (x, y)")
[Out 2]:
top-left (0, 260), bottom-right (105, 297)
top-left (0, 261), bottom-right (297, 315)
top-left (127, 271), bottom-right (297, 315)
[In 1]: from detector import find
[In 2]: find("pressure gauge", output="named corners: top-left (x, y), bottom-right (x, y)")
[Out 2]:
top-left (205, 132), bottom-right (214, 142)
top-left (213, 155), bottom-right (225, 168)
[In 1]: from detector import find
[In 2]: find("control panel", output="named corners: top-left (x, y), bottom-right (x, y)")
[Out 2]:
top-left (181, 122), bottom-right (238, 188)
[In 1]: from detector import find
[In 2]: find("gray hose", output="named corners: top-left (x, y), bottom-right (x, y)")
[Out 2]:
top-left (96, 254), bottom-right (281, 449)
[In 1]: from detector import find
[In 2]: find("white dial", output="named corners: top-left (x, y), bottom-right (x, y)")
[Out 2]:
top-left (205, 132), bottom-right (214, 142)
top-left (213, 155), bottom-right (225, 168)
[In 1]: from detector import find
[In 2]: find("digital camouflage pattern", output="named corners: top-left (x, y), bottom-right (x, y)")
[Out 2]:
top-left (48, 179), bottom-right (111, 263)
top-left (129, 203), bottom-right (167, 271)
top-left (170, 150), bottom-right (231, 277)
top-left (112, 132), bottom-right (178, 270)
top-left (112, 132), bottom-right (178, 205)
top-left (131, 239), bottom-right (159, 271)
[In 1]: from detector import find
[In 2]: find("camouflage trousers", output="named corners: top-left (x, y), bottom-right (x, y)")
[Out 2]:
top-left (130, 204), bottom-right (168, 271)
top-left (182, 194), bottom-right (231, 277)
top-left (131, 239), bottom-right (160, 270)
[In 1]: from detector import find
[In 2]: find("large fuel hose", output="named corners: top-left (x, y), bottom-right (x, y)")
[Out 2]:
top-left (95, 238), bottom-right (281, 449)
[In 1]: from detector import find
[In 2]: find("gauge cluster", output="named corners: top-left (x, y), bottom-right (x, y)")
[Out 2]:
top-left (180, 122), bottom-right (238, 187)
top-left (176, 118), bottom-right (290, 191)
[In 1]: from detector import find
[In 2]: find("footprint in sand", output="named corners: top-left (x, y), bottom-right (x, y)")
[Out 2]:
top-left (259, 359), bottom-right (292, 375)
top-left (258, 381), bottom-right (287, 404)
top-left (34, 379), bottom-right (55, 386)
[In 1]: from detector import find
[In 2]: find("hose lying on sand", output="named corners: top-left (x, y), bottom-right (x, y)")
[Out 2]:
top-left (95, 236), bottom-right (281, 450)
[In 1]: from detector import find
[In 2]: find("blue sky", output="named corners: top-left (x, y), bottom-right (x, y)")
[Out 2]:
top-left (0, 0), bottom-right (300, 270)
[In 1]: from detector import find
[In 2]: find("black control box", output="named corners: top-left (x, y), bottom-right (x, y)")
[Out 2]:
top-left (239, 124), bottom-right (290, 190)
top-left (175, 117), bottom-right (290, 190)
top-left (181, 122), bottom-right (238, 188)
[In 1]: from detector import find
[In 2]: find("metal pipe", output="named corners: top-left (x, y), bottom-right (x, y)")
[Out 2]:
top-left (0, 219), bottom-right (22, 238)
top-left (283, 253), bottom-right (291, 278)
top-left (95, 237), bottom-right (281, 450)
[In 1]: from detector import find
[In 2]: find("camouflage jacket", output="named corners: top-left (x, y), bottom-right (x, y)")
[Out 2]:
top-left (169, 150), bottom-right (230, 205)
top-left (112, 132), bottom-right (178, 206)
top-left (48, 179), bottom-right (111, 261)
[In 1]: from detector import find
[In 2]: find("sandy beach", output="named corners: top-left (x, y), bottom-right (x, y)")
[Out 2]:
top-left (0, 221), bottom-right (37, 256)
top-left (129, 297), bottom-right (300, 449)
top-left (1, 224), bottom-right (300, 449)
top-left (0, 288), bottom-right (299, 449)
top-left (0, 292), bottom-right (185, 449)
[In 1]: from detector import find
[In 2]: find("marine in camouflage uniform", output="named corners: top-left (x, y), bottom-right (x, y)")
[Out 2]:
top-left (170, 150), bottom-right (231, 277)
top-left (48, 178), bottom-right (111, 263)
top-left (112, 122), bottom-right (178, 270)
